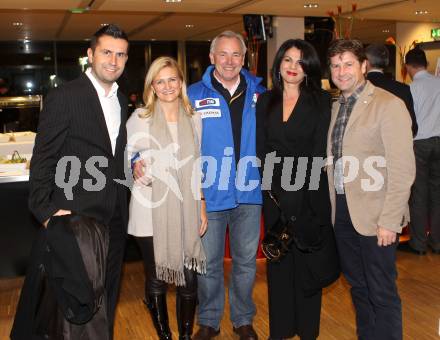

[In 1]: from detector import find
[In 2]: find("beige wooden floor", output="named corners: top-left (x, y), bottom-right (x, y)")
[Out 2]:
top-left (1, 251), bottom-right (440, 339)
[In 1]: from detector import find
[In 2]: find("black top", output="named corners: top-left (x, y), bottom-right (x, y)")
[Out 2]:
top-left (366, 71), bottom-right (418, 137)
top-left (257, 89), bottom-right (331, 185)
top-left (211, 71), bottom-right (247, 165)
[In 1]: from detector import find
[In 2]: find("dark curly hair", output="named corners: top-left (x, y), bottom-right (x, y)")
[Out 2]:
top-left (271, 39), bottom-right (322, 95)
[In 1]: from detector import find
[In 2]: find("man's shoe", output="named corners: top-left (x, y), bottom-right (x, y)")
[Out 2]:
top-left (397, 242), bottom-right (426, 255)
top-left (233, 325), bottom-right (258, 340)
top-left (193, 325), bottom-right (220, 340)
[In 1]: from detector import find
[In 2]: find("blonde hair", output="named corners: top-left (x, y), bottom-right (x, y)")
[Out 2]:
top-left (139, 56), bottom-right (194, 118)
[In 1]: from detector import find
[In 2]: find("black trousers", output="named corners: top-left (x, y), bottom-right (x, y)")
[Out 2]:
top-left (136, 236), bottom-right (197, 299)
top-left (105, 201), bottom-right (127, 338)
top-left (334, 194), bottom-right (401, 340)
top-left (263, 193), bottom-right (321, 340)
top-left (267, 250), bottom-right (321, 340)
top-left (409, 137), bottom-right (440, 251)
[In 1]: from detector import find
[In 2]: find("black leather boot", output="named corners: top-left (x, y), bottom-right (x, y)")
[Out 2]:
top-left (176, 294), bottom-right (196, 340)
top-left (146, 294), bottom-right (173, 340)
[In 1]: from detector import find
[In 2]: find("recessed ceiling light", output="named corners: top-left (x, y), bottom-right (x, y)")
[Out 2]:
top-left (185, 24), bottom-right (194, 28)
top-left (165, 0), bottom-right (182, 2)
top-left (415, 10), bottom-right (429, 15)
top-left (100, 23), bottom-right (109, 27)
top-left (304, 3), bottom-right (318, 8)
top-left (12, 22), bottom-right (23, 26)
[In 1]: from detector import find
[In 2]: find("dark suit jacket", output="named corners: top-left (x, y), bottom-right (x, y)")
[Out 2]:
top-left (28, 73), bottom-right (128, 226)
top-left (366, 71), bottom-right (418, 137)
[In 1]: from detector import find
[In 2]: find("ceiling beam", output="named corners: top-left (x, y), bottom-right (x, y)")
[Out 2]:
top-left (77, 0), bottom-right (92, 10)
top-left (88, 0), bottom-right (107, 10)
top-left (55, 0), bottom-right (98, 40)
top-left (55, 11), bottom-right (72, 39)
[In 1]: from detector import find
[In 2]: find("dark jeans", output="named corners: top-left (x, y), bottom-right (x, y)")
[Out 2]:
top-left (409, 137), bottom-right (440, 251)
top-left (136, 236), bottom-right (197, 299)
top-left (334, 194), bottom-right (402, 340)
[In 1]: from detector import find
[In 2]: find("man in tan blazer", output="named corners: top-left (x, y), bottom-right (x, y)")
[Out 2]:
top-left (326, 39), bottom-right (415, 340)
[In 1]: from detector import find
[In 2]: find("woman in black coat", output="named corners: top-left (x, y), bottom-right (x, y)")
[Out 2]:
top-left (256, 39), bottom-right (335, 340)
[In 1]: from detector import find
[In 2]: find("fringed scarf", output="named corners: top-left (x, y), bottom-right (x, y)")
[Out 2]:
top-left (149, 101), bottom-right (206, 286)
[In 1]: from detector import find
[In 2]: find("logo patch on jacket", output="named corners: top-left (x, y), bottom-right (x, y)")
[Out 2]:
top-left (195, 98), bottom-right (220, 108)
top-left (199, 109), bottom-right (222, 119)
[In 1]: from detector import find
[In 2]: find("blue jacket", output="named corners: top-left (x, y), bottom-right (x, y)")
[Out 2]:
top-left (188, 66), bottom-right (265, 212)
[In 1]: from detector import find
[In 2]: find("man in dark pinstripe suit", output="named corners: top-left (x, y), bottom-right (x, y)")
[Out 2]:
top-left (11, 24), bottom-right (130, 339)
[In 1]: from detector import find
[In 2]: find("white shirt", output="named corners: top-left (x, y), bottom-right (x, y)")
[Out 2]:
top-left (85, 68), bottom-right (121, 154)
top-left (410, 70), bottom-right (440, 140)
top-left (213, 72), bottom-right (240, 96)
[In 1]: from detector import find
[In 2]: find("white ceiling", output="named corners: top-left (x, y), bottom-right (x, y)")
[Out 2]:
top-left (0, 0), bottom-right (438, 42)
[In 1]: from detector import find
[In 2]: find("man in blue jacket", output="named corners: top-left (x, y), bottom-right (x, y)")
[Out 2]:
top-left (188, 31), bottom-right (265, 340)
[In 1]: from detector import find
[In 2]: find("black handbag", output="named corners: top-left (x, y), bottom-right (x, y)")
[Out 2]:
top-left (261, 191), bottom-right (321, 262)
top-left (261, 190), bottom-right (341, 290)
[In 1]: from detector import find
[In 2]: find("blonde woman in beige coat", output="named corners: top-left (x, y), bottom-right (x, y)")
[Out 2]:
top-left (127, 56), bottom-right (207, 340)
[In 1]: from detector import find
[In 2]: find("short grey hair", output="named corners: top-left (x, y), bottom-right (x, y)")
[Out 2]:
top-left (210, 30), bottom-right (247, 55)
top-left (365, 44), bottom-right (389, 70)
